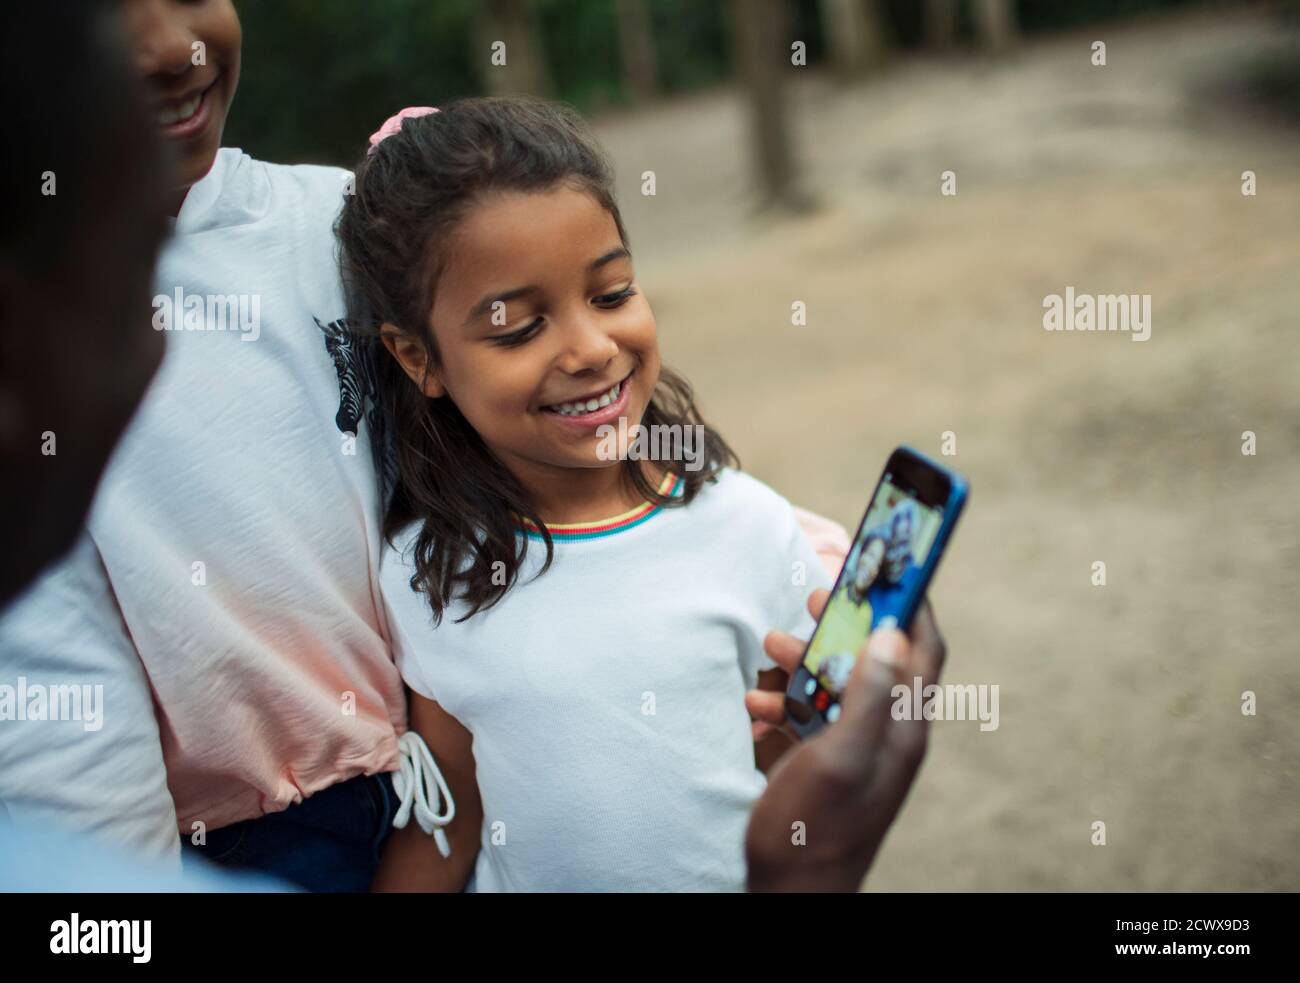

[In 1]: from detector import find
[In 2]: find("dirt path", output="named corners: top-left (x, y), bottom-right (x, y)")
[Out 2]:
top-left (594, 6), bottom-right (1300, 889)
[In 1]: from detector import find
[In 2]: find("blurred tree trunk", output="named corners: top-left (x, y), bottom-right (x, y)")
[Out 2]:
top-left (820, 0), bottom-right (891, 80)
top-left (615, 0), bottom-right (658, 103)
top-left (972, 0), bottom-right (1017, 52)
top-left (923, 0), bottom-right (958, 49)
top-left (473, 0), bottom-right (552, 97)
top-left (729, 0), bottom-right (810, 212)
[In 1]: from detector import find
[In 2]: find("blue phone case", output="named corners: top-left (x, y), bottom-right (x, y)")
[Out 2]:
top-left (784, 445), bottom-right (968, 737)
top-left (878, 446), bottom-right (968, 634)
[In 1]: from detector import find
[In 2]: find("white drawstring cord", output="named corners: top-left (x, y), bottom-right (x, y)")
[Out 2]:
top-left (391, 730), bottom-right (456, 858)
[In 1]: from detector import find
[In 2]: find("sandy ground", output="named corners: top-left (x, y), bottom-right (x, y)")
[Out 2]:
top-left (592, 6), bottom-right (1300, 890)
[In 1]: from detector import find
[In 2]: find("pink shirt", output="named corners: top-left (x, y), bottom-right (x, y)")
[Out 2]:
top-left (87, 151), bottom-right (407, 836)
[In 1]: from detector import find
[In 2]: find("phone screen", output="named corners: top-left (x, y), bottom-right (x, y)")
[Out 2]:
top-left (794, 472), bottom-right (947, 719)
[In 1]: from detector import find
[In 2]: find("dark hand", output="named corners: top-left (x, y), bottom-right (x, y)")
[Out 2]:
top-left (744, 594), bottom-right (947, 892)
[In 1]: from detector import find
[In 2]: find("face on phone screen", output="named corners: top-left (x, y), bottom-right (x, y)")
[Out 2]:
top-left (798, 475), bottom-right (945, 711)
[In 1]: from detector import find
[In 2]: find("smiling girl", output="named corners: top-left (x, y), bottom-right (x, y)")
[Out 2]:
top-left (340, 99), bottom-right (835, 891)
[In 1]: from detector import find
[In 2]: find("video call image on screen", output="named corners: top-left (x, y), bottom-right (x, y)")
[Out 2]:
top-left (801, 479), bottom-right (943, 701)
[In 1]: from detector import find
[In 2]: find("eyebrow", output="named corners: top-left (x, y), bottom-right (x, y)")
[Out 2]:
top-left (463, 247), bottom-right (632, 329)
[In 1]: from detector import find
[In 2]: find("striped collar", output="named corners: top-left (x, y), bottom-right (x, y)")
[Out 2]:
top-left (520, 472), bottom-right (683, 542)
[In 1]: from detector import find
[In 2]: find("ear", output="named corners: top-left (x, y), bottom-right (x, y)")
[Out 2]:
top-left (380, 324), bottom-right (445, 398)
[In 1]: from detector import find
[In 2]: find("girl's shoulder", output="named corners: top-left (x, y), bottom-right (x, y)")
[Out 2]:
top-left (696, 467), bottom-right (796, 514)
top-left (685, 467), bottom-right (804, 542)
top-left (379, 519), bottom-right (487, 596)
top-left (377, 521), bottom-right (438, 627)
top-left (380, 520), bottom-right (422, 572)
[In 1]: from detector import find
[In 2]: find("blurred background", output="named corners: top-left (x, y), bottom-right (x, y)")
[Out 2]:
top-left (231, 0), bottom-right (1299, 890)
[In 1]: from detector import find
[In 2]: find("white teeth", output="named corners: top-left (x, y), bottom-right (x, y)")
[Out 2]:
top-left (547, 379), bottom-right (624, 415)
top-left (159, 92), bottom-right (202, 127)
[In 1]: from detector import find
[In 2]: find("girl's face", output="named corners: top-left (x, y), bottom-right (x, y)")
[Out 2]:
top-left (386, 185), bottom-right (660, 482)
top-left (121, 0), bottom-right (241, 197)
top-left (855, 539), bottom-right (884, 592)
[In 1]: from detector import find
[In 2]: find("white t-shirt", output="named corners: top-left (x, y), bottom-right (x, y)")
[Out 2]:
top-left (380, 468), bottom-right (833, 892)
top-left (0, 149), bottom-right (406, 854)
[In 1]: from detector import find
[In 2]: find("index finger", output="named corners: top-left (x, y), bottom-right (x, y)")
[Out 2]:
top-left (805, 587), bottom-right (830, 622)
top-left (760, 588), bottom-right (830, 675)
top-left (812, 630), bottom-right (904, 779)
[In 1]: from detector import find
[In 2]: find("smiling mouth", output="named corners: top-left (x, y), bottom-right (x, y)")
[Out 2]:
top-left (157, 77), bottom-right (218, 128)
top-left (541, 371), bottom-right (632, 417)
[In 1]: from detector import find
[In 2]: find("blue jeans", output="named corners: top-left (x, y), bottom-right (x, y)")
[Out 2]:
top-left (180, 771), bottom-right (397, 892)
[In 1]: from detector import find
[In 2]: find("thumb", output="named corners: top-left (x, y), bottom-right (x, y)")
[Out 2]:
top-left (818, 628), bottom-right (907, 774)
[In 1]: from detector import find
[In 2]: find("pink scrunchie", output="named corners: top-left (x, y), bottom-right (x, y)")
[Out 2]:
top-left (367, 106), bottom-right (439, 156)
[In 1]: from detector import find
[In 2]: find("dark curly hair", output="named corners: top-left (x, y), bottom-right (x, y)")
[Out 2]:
top-left (336, 96), bottom-right (736, 624)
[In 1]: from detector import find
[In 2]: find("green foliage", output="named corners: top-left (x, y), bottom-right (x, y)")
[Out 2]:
top-left (225, 0), bottom-right (481, 166)
top-left (223, 0), bottom-right (1243, 167)
top-left (881, 0), bottom-right (1244, 46)
top-left (1014, 0), bottom-right (1212, 34)
top-left (536, 0), bottom-right (626, 110)
top-left (644, 0), bottom-right (731, 94)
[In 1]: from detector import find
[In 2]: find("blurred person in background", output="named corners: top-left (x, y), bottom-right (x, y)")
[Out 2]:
top-left (0, 0), bottom-right (285, 894)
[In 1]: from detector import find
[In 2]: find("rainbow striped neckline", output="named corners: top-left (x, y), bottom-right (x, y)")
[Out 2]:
top-left (520, 472), bottom-right (683, 542)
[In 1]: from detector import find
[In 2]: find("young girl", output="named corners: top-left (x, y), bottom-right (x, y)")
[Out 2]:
top-left (339, 98), bottom-right (835, 891)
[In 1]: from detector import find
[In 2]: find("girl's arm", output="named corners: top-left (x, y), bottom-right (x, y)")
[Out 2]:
top-left (371, 692), bottom-right (483, 892)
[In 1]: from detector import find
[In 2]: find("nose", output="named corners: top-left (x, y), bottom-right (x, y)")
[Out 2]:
top-left (554, 307), bottom-right (619, 377)
top-left (127, 1), bottom-right (198, 81)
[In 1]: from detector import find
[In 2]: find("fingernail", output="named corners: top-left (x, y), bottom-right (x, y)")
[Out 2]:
top-left (866, 629), bottom-right (906, 669)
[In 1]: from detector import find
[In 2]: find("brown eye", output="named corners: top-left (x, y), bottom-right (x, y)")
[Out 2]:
top-left (490, 317), bottom-right (544, 348)
top-left (594, 286), bottom-right (636, 308)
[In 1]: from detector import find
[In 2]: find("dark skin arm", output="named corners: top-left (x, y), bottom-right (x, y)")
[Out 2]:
top-left (743, 590), bottom-right (947, 892)
top-left (371, 692), bottom-right (484, 892)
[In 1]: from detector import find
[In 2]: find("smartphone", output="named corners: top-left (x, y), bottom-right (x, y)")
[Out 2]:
top-left (784, 446), bottom-right (968, 738)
